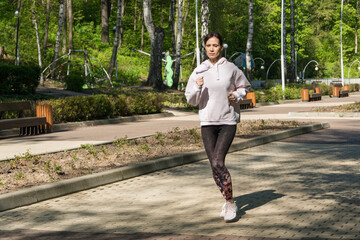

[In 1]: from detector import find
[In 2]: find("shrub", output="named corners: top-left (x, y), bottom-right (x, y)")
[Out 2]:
top-left (0, 64), bottom-right (40, 94)
top-left (64, 73), bottom-right (86, 92)
top-left (350, 83), bottom-right (359, 92)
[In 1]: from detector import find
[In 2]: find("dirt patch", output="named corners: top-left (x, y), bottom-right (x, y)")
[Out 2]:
top-left (0, 120), bottom-right (312, 194)
top-left (312, 102), bottom-right (360, 112)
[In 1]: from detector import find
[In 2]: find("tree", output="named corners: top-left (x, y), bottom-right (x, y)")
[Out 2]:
top-left (200, 0), bottom-right (209, 62)
top-left (43, 0), bottom-right (51, 59)
top-left (51, 0), bottom-right (65, 77)
top-left (31, 0), bottom-right (43, 85)
top-left (143, 0), bottom-right (165, 90)
top-left (108, 0), bottom-right (123, 78)
top-left (68, 0), bottom-right (74, 50)
top-left (245, 0), bottom-right (254, 81)
top-left (173, 0), bottom-right (184, 89)
top-left (101, 0), bottom-right (110, 44)
top-left (170, 0), bottom-right (176, 57)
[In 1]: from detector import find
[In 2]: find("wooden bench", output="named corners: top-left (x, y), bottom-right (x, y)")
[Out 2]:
top-left (239, 99), bottom-right (253, 109)
top-left (309, 93), bottom-right (322, 101)
top-left (0, 102), bottom-right (50, 136)
top-left (339, 90), bottom-right (349, 97)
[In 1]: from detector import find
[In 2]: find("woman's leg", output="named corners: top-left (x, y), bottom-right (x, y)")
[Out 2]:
top-left (201, 125), bottom-right (236, 201)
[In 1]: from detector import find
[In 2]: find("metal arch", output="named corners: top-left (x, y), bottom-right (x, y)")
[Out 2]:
top-left (253, 57), bottom-right (265, 69)
top-left (348, 59), bottom-right (360, 85)
top-left (302, 60), bottom-right (319, 79)
top-left (266, 59), bottom-right (281, 80)
top-left (228, 52), bottom-right (244, 62)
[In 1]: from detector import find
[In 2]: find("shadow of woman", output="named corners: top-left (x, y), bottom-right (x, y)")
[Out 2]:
top-left (229, 190), bottom-right (285, 223)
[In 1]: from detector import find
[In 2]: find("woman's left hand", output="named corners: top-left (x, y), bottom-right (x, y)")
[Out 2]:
top-left (228, 93), bottom-right (236, 102)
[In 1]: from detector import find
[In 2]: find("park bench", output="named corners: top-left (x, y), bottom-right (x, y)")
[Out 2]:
top-left (309, 92), bottom-right (322, 101)
top-left (0, 102), bottom-right (51, 136)
top-left (339, 89), bottom-right (349, 97)
top-left (239, 99), bottom-right (253, 109)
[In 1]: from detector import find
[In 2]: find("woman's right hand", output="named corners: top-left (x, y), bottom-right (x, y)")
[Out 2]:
top-left (196, 77), bottom-right (204, 87)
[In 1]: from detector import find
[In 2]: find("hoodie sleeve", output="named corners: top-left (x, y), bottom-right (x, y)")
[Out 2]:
top-left (185, 71), bottom-right (202, 106)
top-left (231, 67), bottom-right (251, 103)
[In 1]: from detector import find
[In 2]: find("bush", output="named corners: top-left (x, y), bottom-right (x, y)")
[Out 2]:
top-left (38, 92), bottom-right (164, 123)
top-left (0, 64), bottom-right (40, 94)
top-left (350, 83), bottom-right (359, 92)
top-left (64, 73), bottom-right (86, 92)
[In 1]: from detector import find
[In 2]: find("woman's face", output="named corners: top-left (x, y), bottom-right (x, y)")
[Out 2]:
top-left (205, 37), bottom-right (223, 63)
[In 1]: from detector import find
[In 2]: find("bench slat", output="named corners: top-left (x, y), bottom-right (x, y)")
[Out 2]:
top-left (0, 117), bottom-right (46, 130)
top-left (0, 102), bottom-right (32, 112)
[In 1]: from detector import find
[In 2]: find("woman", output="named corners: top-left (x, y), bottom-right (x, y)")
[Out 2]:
top-left (185, 32), bottom-right (250, 222)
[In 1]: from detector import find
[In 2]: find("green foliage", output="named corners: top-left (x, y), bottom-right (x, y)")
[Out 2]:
top-left (0, 64), bottom-right (40, 94)
top-left (64, 73), bottom-right (86, 92)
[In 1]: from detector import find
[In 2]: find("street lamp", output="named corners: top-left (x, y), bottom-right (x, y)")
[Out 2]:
top-left (347, 59), bottom-right (360, 84)
top-left (223, 43), bottom-right (228, 58)
top-left (295, 3), bottom-right (306, 82)
top-left (340, 0), bottom-right (345, 86)
top-left (266, 59), bottom-right (281, 80)
top-left (302, 60), bottom-right (319, 81)
top-left (15, 10), bottom-right (20, 66)
top-left (253, 57), bottom-right (265, 70)
top-left (281, 0), bottom-right (285, 98)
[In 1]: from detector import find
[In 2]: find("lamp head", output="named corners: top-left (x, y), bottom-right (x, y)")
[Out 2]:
top-left (315, 66), bottom-right (319, 71)
top-left (261, 65), bottom-right (265, 70)
top-left (223, 43), bottom-right (228, 49)
top-left (14, 10), bottom-right (19, 17)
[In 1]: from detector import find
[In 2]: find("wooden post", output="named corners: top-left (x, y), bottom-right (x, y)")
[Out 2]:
top-left (246, 92), bottom-right (256, 107)
top-left (343, 85), bottom-right (350, 91)
top-left (333, 86), bottom-right (340, 97)
top-left (315, 87), bottom-right (320, 93)
top-left (301, 89), bottom-right (309, 102)
top-left (36, 105), bottom-right (53, 132)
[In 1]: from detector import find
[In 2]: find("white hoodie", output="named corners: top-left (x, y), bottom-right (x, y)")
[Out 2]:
top-left (185, 57), bottom-right (251, 126)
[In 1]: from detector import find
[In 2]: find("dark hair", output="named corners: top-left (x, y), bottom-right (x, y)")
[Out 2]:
top-left (203, 32), bottom-right (224, 46)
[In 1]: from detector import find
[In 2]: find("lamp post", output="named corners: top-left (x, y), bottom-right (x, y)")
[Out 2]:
top-left (281, 0), bottom-right (285, 98)
top-left (253, 57), bottom-right (265, 70)
top-left (15, 10), bottom-right (20, 66)
top-left (302, 60), bottom-right (319, 81)
top-left (223, 43), bottom-right (228, 58)
top-left (195, 0), bottom-right (200, 67)
top-left (295, 3), bottom-right (306, 82)
top-left (340, 0), bottom-right (345, 86)
top-left (347, 59), bottom-right (360, 84)
top-left (266, 59), bottom-right (281, 80)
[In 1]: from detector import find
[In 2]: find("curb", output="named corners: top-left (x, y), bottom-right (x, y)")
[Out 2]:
top-left (0, 112), bottom-right (174, 137)
top-left (0, 122), bottom-right (330, 212)
top-left (288, 112), bottom-right (360, 117)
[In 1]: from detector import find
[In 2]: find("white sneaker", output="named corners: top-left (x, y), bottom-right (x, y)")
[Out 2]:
top-left (220, 202), bottom-right (226, 218)
top-left (223, 201), bottom-right (238, 222)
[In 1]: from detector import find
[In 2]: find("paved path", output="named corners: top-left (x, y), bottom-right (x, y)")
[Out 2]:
top-left (0, 94), bottom-right (360, 239)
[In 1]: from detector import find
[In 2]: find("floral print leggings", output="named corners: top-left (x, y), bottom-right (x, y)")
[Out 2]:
top-left (201, 124), bottom-right (236, 201)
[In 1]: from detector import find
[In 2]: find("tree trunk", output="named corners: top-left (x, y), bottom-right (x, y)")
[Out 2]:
top-left (62, 0), bottom-right (67, 54)
top-left (134, 0), bottom-right (137, 30)
top-left (108, 0), bottom-right (123, 78)
top-left (182, 0), bottom-right (190, 36)
top-left (143, 0), bottom-right (165, 90)
top-left (31, 0), bottom-right (43, 85)
top-left (119, 0), bottom-right (126, 50)
top-left (101, 0), bottom-right (110, 44)
top-left (43, 0), bottom-right (51, 59)
top-left (245, 0), bottom-right (254, 81)
top-left (51, 0), bottom-right (65, 77)
top-left (141, 21), bottom-right (144, 50)
top-left (200, 0), bottom-right (209, 62)
top-left (173, 0), bottom-right (184, 89)
top-left (170, 0), bottom-right (176, 57)
top-left (289, 0), bottom-right (295, 83)
top-left (68, 0), bottom-right (74, 50)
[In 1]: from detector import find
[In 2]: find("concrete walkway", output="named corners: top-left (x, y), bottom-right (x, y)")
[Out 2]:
top-left (0, 93), bottom-right (360, 239)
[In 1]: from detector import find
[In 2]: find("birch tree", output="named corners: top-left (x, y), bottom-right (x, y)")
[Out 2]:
top-left (173, 0), bottom-right (184, 89)
top-left (245, 0), bottom-right (254, 81)
top-left (51, 0), bottom-right (65, 77)
top-left (108, 0), bottom-right (122, 78)
top-left (143, 0), bottom-right (165, 90)
top-left (31, 0), bottom-right (43, 85)
top-left (43, 0), bottom-right (50, 58)
top-left (62, 0), bottom-right (67, 54)
top-left (200, 0), bottom-right (209, 62)
top-left (170, 0), bottom-right (176, 57)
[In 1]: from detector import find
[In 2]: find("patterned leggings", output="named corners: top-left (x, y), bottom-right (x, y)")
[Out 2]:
top-left (201, 125), bottom-right (236, 200)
